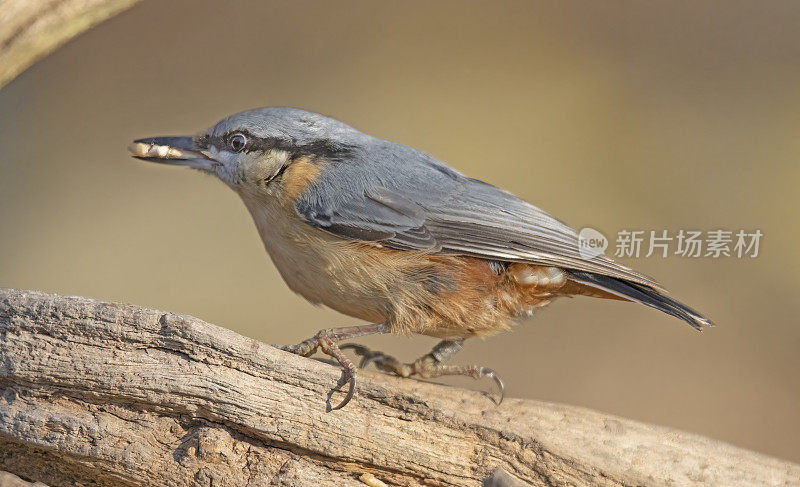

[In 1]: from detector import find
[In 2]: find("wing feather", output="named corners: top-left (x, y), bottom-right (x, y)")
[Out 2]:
top-left (295, 142), bottom-right (662, 290)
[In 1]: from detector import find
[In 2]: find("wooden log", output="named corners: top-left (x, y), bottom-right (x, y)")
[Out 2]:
top-left (0, 288), bottom-right (798, 486)
top-left (0, 0), bottom-right (141, 88)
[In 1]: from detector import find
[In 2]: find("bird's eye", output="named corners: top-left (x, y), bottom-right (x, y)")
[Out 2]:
top-left (229, 133), bottom-right (247, 153)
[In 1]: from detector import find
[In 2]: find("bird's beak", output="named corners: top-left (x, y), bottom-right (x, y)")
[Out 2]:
top-left (128, 136), bottom-right (218, 171)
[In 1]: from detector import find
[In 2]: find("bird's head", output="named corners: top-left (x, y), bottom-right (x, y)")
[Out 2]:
top-left (129, 107), bottom-right (361, 199)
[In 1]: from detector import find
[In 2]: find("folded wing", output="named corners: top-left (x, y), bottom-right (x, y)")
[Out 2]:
top-left (295, 140), bottom-right (663, 290)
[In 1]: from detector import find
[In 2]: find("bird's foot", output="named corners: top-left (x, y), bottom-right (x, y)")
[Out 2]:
top-left (274, 323), bottom-right (388, 411)
top-left (341, 344), bottom-right (505, 405)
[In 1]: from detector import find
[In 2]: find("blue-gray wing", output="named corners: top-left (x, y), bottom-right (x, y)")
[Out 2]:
top-left (295, 141), bottom-right (661, 289)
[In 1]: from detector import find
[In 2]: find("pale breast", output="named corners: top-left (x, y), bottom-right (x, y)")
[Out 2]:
top-left (238, 191), bottom-right (394, 323)
top-left (236, 190), bottom-right (571, 338)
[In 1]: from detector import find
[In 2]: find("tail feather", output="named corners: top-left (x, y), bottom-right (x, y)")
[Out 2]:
top-left (566, 270), bottom-right (713, 331)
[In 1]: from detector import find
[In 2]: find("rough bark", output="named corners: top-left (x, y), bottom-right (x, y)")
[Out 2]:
top-left (0, 289), bottom-right (798, 486)
top-left (0, 0), bottom-right (141, 89)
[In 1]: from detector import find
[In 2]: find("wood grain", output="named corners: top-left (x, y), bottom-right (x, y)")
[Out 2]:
top-left (0, 288), bottom-right (798, 486)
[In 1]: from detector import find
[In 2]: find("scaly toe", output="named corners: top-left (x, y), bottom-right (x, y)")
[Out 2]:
top-left (340, 343), bottom-right (380, 368)
top-left (341, 344), bottom-right (412, 377)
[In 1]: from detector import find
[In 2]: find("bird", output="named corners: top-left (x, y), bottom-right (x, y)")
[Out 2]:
top-left (129, 107), bottom-right (712, 410)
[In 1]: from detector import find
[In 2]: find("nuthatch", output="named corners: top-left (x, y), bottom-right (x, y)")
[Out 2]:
top-left (130, 107), bottom-right (712, 410)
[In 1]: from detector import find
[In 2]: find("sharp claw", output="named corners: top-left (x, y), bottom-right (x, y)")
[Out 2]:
top-left (329, 371), bottom-right (356, 411)
top-left (479, 367), bottom-right (505, 405)
top-left (278, 324), bottom-right (392, 411)
top-left (493, 373), bottom-right (506, 405)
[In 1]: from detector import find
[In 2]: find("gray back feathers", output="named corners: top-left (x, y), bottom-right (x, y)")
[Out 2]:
top-left (214, 107), bottom-right (662, 289)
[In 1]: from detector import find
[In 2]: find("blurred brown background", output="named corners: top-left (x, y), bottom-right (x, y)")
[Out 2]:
top-left (0, 0), bottom-right (798, 462)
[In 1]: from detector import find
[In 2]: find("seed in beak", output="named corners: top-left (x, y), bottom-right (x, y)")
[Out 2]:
top-left (128, 142), bottom-right (188, 159)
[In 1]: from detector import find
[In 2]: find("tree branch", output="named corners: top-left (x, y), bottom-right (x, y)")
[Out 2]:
top-left (0, 288), bottom-right (797, 486)
top-left (0, 0), bottom-right (141, 89)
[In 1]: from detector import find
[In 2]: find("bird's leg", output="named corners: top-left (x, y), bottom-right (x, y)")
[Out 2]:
top-left (274, 322), bottom-right (389, 410)
top-left (342, 339), bottom-right (505, 404)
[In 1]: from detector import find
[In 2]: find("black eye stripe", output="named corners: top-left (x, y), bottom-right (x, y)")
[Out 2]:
top-left (207, 130), bottom-right (355, 159)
